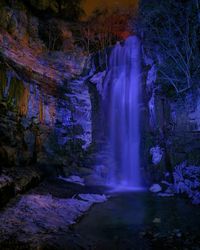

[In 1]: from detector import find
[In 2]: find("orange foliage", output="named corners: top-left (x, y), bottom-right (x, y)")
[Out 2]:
top-left (77, 6), bottom-right (135, 53)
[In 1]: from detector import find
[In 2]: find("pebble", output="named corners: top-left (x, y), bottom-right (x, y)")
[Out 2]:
top-left (153, 218), bottom-right (161, 223)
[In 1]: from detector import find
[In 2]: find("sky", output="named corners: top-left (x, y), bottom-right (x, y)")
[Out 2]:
top-left (83, 0), bottom-right (138, 16)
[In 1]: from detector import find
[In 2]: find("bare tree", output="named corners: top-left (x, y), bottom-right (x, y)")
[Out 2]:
top-left (75, 6), bottom-right (134, 54)
top-left (138, 0), bottom-right (200, 94)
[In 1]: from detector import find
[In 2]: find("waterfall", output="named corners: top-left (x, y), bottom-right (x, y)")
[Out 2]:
top-left (103, 36), bottom-right (141, 189)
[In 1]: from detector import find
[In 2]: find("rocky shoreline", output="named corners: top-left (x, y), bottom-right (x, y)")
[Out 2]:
top-left (0, 177), bottom-right (108, 250)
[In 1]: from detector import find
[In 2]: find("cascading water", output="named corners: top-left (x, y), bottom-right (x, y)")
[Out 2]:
top-left (103, 36), bottom-right (141, 189)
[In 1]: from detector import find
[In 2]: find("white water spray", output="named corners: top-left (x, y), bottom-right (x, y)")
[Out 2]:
top-left (104, 36), bottom-right (141, 189)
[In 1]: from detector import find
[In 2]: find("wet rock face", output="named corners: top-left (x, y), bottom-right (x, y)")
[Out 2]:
top-left (149, 89), bottom-right (200, 168)
top-left (142, 55), bottom-right (200, 183)
top-left (170, 90), bottom-right (200, 132)
top-left (0, 33), bottom-right (92, 175)
top-left (0, 67), bottom-right (92, 169)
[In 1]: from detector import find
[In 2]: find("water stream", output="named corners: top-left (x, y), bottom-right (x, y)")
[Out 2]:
top-left (103, 36), bottom-right (141, 189)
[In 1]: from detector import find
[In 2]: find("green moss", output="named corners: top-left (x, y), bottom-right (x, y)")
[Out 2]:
top-left (0, 66), bottom-right (7, 101)
top-left (7, 77), bottom-right (24, 108)
top-left (0, 73), bottom-right (25, 111)
top-left (0, 66), bottom-right (26, 110)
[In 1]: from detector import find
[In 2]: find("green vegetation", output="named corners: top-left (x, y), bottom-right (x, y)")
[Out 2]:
top-left (0, 66), bottom-right (7, 101)
top-left (7, 77), bottom-right (24, 108)
top-left (0, 66), bottom-right (26, 112)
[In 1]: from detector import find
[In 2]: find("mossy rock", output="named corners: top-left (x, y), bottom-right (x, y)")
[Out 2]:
top-left (0, 67), bottom-right (26, 112)
top-left (6, 76), bottom-right (26, 112)
top-left (0, 66), bottom-right (7, 101)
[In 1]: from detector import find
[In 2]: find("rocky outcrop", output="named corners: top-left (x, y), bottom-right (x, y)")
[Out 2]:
top-left (0, 192), bottom-right (107, 249)
top-left (160, 162), bottom-right (200, 204)
top-left (142, 53), bottom-right (200, 184)
top-left (0, 26), bottom-right (93, 191)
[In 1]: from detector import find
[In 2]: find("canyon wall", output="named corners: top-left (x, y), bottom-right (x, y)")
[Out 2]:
top-left (142, 55), bottom-right (200, 183)
top-left (0, 33), bottom-right (93, 181)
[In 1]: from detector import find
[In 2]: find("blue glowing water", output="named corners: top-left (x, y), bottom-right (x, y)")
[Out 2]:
top-left (104, 36), bottom-right (141, 189)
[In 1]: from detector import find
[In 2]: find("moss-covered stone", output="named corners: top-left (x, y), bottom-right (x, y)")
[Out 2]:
top-left (7, 76), bottom-right (24, 109)
top-left (0, 65), bottom-right (7, 101)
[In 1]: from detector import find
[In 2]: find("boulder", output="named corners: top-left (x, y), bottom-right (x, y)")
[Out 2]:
top-left (150, 146), bottom-right (164, 165)
top-left (78, 194), bottom-right (107, 203)
top-left (58, 175), bottom-right (85, 186)
top-left (149, 184), bottom-right (162, 193)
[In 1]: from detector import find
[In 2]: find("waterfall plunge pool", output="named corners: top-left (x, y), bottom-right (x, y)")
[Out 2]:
top-left (72, 191), bottom-right (200, 249)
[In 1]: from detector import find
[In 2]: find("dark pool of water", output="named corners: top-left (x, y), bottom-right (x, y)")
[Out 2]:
top-left (1, 181), bottom-right (200, 250)
top-left (71, 192), bottom-right (200, 250)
